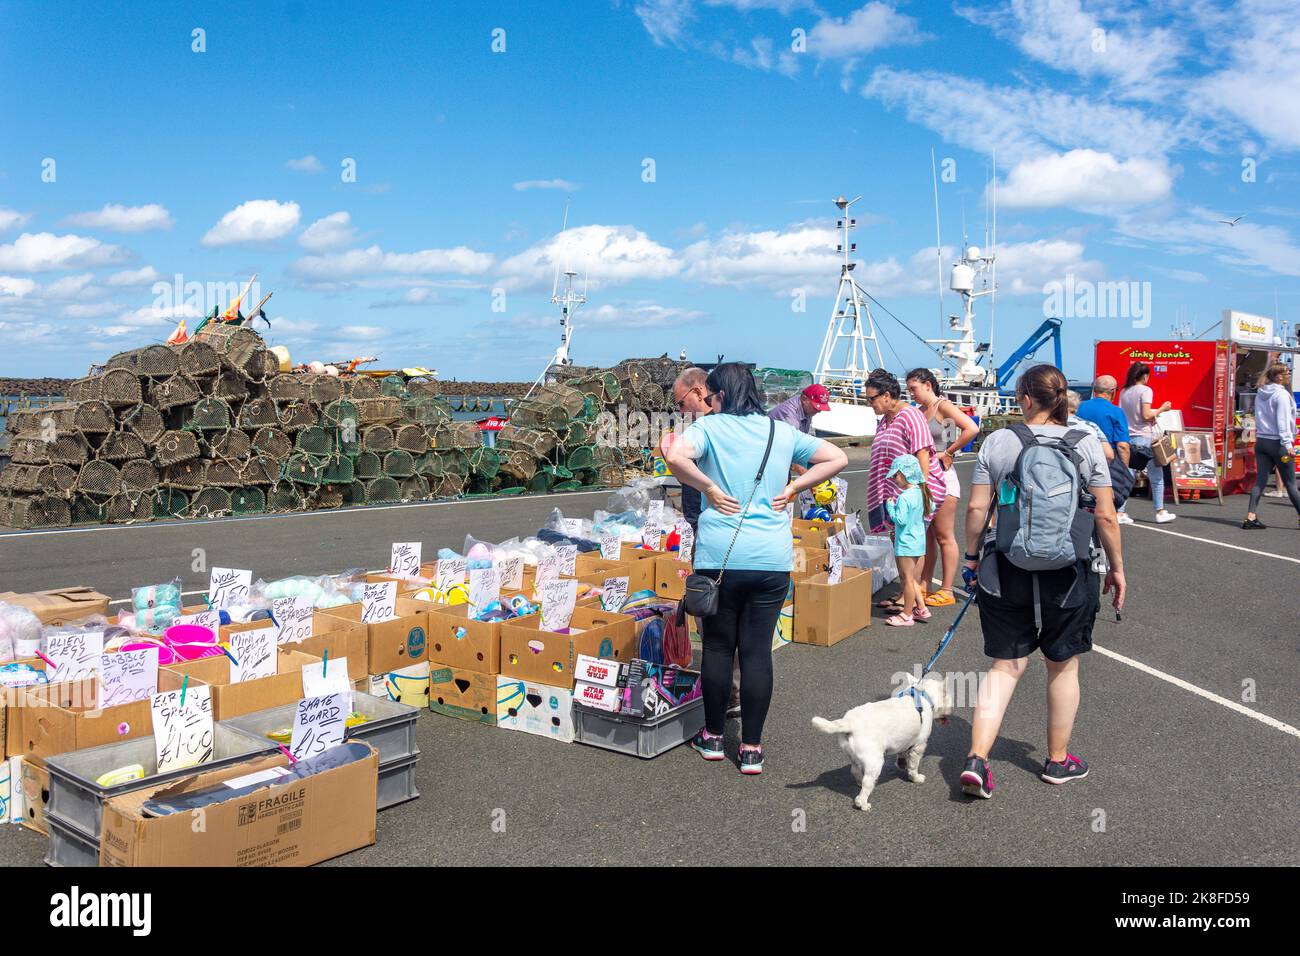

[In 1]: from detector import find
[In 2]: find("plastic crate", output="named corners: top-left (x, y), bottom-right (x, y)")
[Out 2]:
top-left (45, 815), bottom-right (100, 868)
top-left (377, 756), bottom-right (420, 810)
top-left (572, 697), bottom-right (703, 758)
top-left (223, 693), bottom-right (420, 766)
top-left (44, 724), bottom-right (278, 842)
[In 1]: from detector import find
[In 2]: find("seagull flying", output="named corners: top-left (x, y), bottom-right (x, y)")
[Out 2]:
top-left (1217, 215), bottom-right (1245, 226)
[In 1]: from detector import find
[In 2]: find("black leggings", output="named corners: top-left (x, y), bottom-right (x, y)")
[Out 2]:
top-left (696, 569), bottom-right (790, 745)
top-left (1249, 438), bottom-right (1300, 515)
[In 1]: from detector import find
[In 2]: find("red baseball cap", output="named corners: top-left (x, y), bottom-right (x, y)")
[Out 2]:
top-left (803, 384), bottom-right (831, 412)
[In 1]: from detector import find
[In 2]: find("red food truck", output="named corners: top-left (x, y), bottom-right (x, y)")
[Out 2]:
top-left (1095, 311), bottom-right (1299, 499)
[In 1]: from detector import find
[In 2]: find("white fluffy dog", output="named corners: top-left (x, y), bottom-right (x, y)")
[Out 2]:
top-left (811, 673), bottom-right (955, 811)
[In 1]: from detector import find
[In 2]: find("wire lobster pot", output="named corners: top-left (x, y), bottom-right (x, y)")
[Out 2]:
top-left (285, 453), bottom-right (329, 486)
top-left (465, 446), bottom-right (501, 479)
top-left (239, 397), bottom-right (280, 430)
top-left (267, 481), bottom-right (303, 513)
top-left (154, 430), bottom-right (200, 466)
top-left (153, 488), bottom-right (189, 519)
top-left (361, 425), bottom-right (394, 453)
top-left (109, 345), bottom-right (179, 380)
top-left (320, 457), bottom-right (354, 485)
top-left (150, 373), bottom-right (202, 411)
top-left (383, 450), bottom-right (415, 478)
top-left (246, 348), bottom-right (280, 383)
top-left (0, 465), bottom-right (40, 493)
top-left (101, 369), bottom-right (143, 408)
top-left (269, 375), bottom-right (307, 403)
top-left (566, 446), bottom-right (597, 472)
top-left (354, 397), bottom-right (402, 425)
top-left (394, 423), bottom-right (429, 454)
top-left (251, 426), bottom-right (292, 462)
top-left (205, 367), bottom-right (248, 401)
top-left (195, 324), bottom-right (264, 369)
top-left (120, 403), bottom-right (165, 443)
top-left (190, 487), bottom-right (232, 518)
top-left (507, 398), bottom-right (568, 432)
top-left (363, 476), bottom-right (401, 504)
top-left (498, 425), bottom-right (555, 459)
top-left (161, 461), bottom-right (206, 492)
top-left (241, 456), bottom-right (279, 486)
top-left (10, 434), bottom-right (89, 466)
top-left (497, 449), bottom-right (539, 482)
top-left (9, 403), bottom-right (75, 433)
top-left (6, 493), bottom-right (72, 529)
top-left (294, 426), bottom-right (336, 457)
top-left (182, 398), bottom-right (233, 431)
top-left (99, 431), bottom-right (149, 462)
top-left (400, 395), bottom-right (450, 425)
top-left (177, 339), bottom-right (221, 377)
top-left (278, 402), bottom-right (318, 433)
top-left (342, 481), bottom-right (366, 506)
top-left (119, 460), bottom-right (159, 494)
top-left (206, 429), bottom-right (252, 461)
top-left (379, 374), bottom-right (406, 398)
top-left (40, 463), bottom-right (80, 496)
top-left (400, 475), bottom-right (430, 500)
top-left (303, 373), bottom-right (343, 404)
top-left (76, 460), bottom-right (121, 499)
top-left (430, 420), bottom-right (483, 450)
top-left (322, 399), bottom-right (359, 429)
top-left (67, 377), bottom-right (104, 403)
top-left (309, 485), bottom-right (345, 510)
top-left (230, 487), bottom-right (266, 515)
top-left (428, 473), bottom-right (466, 498)
top-left (204, 459), bottom-right (245, 487)
top-left (105, 491), bottom-right (153, 524)
top-left (353, 451), bottom-right (382, 480)
top-left (343, 376), bottom-right (380, 399)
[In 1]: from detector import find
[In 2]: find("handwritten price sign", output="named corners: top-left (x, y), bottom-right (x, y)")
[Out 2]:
top-left (827, 533), bottom-right (844, 585)
top-left (272, 597), bottom-right (314, 644)
top-left (175, 609), bottom-right (219, 637)
top-left (599, 533), bottom-right (621, 560)
top-left (45, 630), bottom-right (103, 683)
top-left (555, 544), bottom-right (578, 577)
top-left (539, 579), bottom-right (578, 633)
top-left (601, 576), bottom-right (629, 613)
top-left (302, 656), bottom-right (352, 701)
top-left (676, 521), bottom-right (695, 563)
top-left (390, 542), bottom-right (423, 579)
top-left (361, 581), bottom-right (398, 623)
top-left (535, 554), bottom-right (560, 587)
top-left (98, 647), bottom-right (158, 709)
top-left (467, 566), bottom-right (500, 615)
top-left (435, 558), bottom-right (467, 592)
top-left (290, 693), bottom-right (347, 760)
top-left (152, 685), bottom-right (214, 773)
top-left (497, 555), bottom-right (524, 591)
top-left (208, 568), bottom-right (251, 609)
top-left (229, 626), bottom-right (277, 683)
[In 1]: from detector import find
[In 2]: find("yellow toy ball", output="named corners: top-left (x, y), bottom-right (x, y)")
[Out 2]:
top-left (813, 481), bottom-right (836, 507)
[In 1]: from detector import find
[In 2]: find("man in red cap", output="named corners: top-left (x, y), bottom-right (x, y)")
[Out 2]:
top-left (769, 384), bottom-right (831, 435)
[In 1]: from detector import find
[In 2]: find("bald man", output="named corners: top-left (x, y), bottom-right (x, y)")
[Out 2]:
top-left (1076, 375), bottom-right (1131, 467)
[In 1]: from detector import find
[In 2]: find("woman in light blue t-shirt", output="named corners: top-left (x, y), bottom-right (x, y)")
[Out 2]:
top-left (664, 363), bottom-right (847, 774)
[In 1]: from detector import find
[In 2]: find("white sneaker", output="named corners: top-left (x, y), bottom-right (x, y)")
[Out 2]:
top-left (1155, 510), bottom-right (1177, 523)
top-left (1117, 513), bottom-right (1134, 525)
top-left (1265, 488), bottom-right (1286, 498)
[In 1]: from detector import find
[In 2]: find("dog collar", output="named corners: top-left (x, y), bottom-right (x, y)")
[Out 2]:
top-left (895, 685), bottom-right (936, 718)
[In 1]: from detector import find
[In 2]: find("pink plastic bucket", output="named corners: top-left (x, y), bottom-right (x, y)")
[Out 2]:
top-left (121, 640), bottom-right (176, 667)
top-left (163, 624), bottom-right (222, 662)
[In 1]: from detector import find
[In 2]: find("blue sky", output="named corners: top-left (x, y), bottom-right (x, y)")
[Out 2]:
top-left (2, 0), bottom-right (1298, 382)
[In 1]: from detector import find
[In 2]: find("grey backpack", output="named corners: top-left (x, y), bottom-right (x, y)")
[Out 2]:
top-left (994, 424), bottom-right (1094, 571)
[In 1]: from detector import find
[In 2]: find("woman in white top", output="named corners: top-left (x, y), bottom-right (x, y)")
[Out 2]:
top-left (1118, 361), bottom-right (1175, 524)
top-left (905, 369), bottom-right (980, 606)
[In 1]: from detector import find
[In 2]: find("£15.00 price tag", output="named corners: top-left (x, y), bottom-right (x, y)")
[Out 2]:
top-left (362, 581), bottom-right (398, 623)
top-left (290, 693), bottom-right (348, 760)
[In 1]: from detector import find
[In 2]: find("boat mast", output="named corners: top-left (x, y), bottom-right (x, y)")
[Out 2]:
top-left (525, 203), bottom-right (587, 398)
top-left (814, 195), bottom-right (884, 397)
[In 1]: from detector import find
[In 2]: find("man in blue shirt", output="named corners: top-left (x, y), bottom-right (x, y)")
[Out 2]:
top-left (1076, 375), bottom-right (1131, 467)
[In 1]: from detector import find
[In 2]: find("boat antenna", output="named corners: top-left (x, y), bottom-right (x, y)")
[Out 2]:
top-left (989, 150), bottom-right (997, 374)
top-left (931, 148), bottom-right (945, 340)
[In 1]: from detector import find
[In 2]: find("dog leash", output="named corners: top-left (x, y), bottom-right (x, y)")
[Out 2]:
top-left (919, 570), bottom-right (979, 677)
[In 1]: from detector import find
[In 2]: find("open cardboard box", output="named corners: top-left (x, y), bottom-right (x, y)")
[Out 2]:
top-left (652, 556), bottom-right (692, 601)
top-left (499, 606), bottom-right (637, 688)
top-left (791, 516), bottom-right (847, 550)
top-left (792, 545), bottom-right (831, 584)
top-left (17, 669), bottom-right (195, 762)
top-left (424, 594), bottom-right (536, 674)
top-left (318, 598), bottom-right (429, 673)
top-left (496, 677), bottom-right (575, 742)
top-left (217, 613), bottom-right (370, 684)
top-left (0, 586), bottom-right (111, 625)
top-left (367, 660), bottom-right (431, 707)
top-left (574, 554), bottom-right (655, 594)
top-left (163, 648), bottom-right (322, 721)
top-left (793, 567), bottom-right (872, 647)
top-left (99, 743), bottom-right (379, 867)
top-left (428, 665), bottom-right (497, 724)
top-left (2, 657), bottom-right (50, 758)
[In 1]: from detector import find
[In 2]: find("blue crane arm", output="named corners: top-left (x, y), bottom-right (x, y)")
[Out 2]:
top-left (996, 318), bottom-right (1063, 391)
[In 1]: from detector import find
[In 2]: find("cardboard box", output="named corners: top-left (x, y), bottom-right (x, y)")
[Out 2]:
top-left (0, 587), bottom-right (112, 625)
top-left (771, 601), bottom-right (795, 651)
top-left (574, 654), bottom-right (623, 687)
top-left (163, 649), bottom-right (322, 721)
top-left (428, 665), bottom-right (496, 724)
top-left (792, 546), bottom-right (830, 584)
top-left (574, 681), bottom-right (621, 713)
top-left (499, 607), bottom-right (637, 688)
top-left (18, 669), bottom-right (193, 762)
top-left (495, 678), bottom-right (574, 742)
top-left (652, 557), bottom-right (691, 601)
top-left (791, 517), bottom-right (846, 550)
top-left (793, 567), bottom-right (872, 647)
top-left (18, 758), bottom-right (49, 834)
top-left (425, 603), bottom-right (506, 674)
top-left (319, 599), bottom-right (429, 673)
top-left (619, 543), bottom-right (669, 564)
top-left (291, 613), bottom-right (370, 682)
top-left (99, 744), bottom-right (379, 867)
top-left (2, 657), bottom-right (51, 758)
top-left (367, 661), bottom-right (431, 707)
top-left (574, 555), bottom-right (654, 594)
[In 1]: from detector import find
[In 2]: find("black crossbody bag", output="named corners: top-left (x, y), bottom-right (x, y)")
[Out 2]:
top-left (682, 418), bottom-right (776, 617)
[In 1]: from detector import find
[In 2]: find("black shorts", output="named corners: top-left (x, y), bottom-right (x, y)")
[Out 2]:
top-left (978, 555), bottom-right (1099, 662)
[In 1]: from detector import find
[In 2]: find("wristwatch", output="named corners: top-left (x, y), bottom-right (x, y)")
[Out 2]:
top-left (963, 552), bottom-right (980, 562)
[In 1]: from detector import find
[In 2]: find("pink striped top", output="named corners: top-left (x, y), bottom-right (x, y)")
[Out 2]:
top-left (866, 404), bottom-right (947, 532)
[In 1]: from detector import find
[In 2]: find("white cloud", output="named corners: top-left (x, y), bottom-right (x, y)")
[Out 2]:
top-left (62, 301), bottom-right (121, 319)
top-left (0, 232), bottom-right (130, 272)
top-left (64, 203), bottom-right (173, 233)
top-left (201, 200), bottom-right (301, 247)
top-left (0, 320), bottom-right (55, 344)
top-left (808, 2), bottom-right (927, 58)
top-left (513, 179), bottom-right (580, 192)
top-left (682, 221), bottom-right (839, 287)
top-left (90, 303), bottom-right (204, 338)
top-left (1197, 0), bottom-right (1300, 149)
top-left (0, 276), bottom-right (36, 297)
top-left (992, 238), bottom-right (1105, 294)
top-left (635, 0), bottom-right (695, 46)
top-left (1111, 207), bottom-right (1300, 278)
top-left (0, 208), bottom-right (31, 232)
top-left (290, 243), bottom-right (495, 286)
top-left (106, 266), bottom-right (163, 287)
top-left (997, 150), bottom-right (1173, 209)
top-left (338, 325), bottom-right (388, 340)
top-left (265, 317), bottom-right (319, 337)
top-left (368, 287), bottom-right (459, 309)
top-left (584, 302), bottom-right (707, 328)
top-left (40, 273), bottom-right (98, 300)
top-left (298, 211), bottom-right (357, 252)
top-left (286, 155), bottom-right (324, 173)
top-left (496, 224), bottom-right (681, 291)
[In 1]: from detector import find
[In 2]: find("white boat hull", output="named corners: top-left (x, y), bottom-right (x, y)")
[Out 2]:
top-left (812, 401), bottom-right (878, 438)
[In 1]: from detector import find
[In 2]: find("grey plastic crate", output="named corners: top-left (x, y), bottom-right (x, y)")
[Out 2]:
top-left (572, 697), bottom-right (704, 758)
top-left (45, 816), bottom-right (100, 868)
top-left (45, 724), bottom-right (279, 843)
top-left (223, 693), bottom-right (420, 766)
top-left (377, 755), bottom-right (419, 810)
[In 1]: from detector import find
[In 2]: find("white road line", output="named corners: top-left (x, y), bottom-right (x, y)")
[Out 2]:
top-left (1127, 523), bottom-right (1300, 565)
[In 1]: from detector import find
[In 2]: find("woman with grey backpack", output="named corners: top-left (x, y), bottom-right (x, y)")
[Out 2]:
top-left (958, 365), bottom-right (1125, 800)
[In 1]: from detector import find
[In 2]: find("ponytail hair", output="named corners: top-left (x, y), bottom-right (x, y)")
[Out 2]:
top-left (1016, 364), bottom-right (1070, 425)
top-left (905, 367), bottom-right (943, 400)
top-left (1124, 361), bottom-right (1150, 391)
top-left (919, 481), bottom-right (934, 517)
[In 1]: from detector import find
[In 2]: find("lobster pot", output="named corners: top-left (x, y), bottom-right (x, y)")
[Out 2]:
top-left (105, 349), bottom-right (140, 373)
top-left (101, 369), bottom-right (143, 408)
top-left (251, 426), bottom-right (292, 462)
top-left (294, 426), bottom-right (334, 456)
top-left (278, 402), bottom-right (317, 433)
top-left (150, 373), bottom-right (201, 411)
top-left (196, 324), bottom-right (264, 368)
top-left (363, 477), bottom-right (401, 504)
top-left (337, 432), bottom-right (361, 458)
top-left (37, 464), bottom-right (79, 496)
top-left (361, 426), bottom-right (394, 453)
top-left (105, 492), bottom-right (152, 524)
top-left (154, 430), bottom-right (200, 466)
top-left (322, 399), bottom-right (359, 429)
top-left (121, 403), bottom-right (164, 443)
top-left (571, 372), bottom-right (621, 404)
top-left (383, 450), bottom-right (415, 478)
top-left (429, 473), bottom-right (465, 498)
top-left (126, 345), bottom-right (179, 379)
top-left (309, 485), bottom-right (344, 510)
top-left (531, 382), bottom-right (586, 418)
top-left (400, 475), bottom-right (430, 500)
top-left (206, 367), bottom-right (248, 401)
top-left (0, 464), bottom-right (40, 493)
top-left (99, 431), bottom-right (148, 462)
top-left (508, 398), bottom-right (568, 432)
top-left (153, 488), bottom-right (190, 519)
top-left (7, 494), bottom-right (72, 529)
top-left (354, 397), bottom-right (401, 425)
top-left (241, 457), bottom-right (278, 486)
top-left (67, 376), bottom-right (104, 403)
top-left (400, 396), bottom-right (450, 426)
top-left (320, 457), bottom-right (354, 484)
top-left (394, 423), bottom-right (429, 454)
top-left (11, 434), bottom-right (89, 466)
top-left (161, 461), bottom-right (206, 492)
top-left (11, 403), bottom-right (76, 433)
top-left (70, 495), bottom-right (104, 525)
top-left (246, 348), bottom-right (279, 383)
top-left (498, 449), bottom-right (538, 482)
top-left (305, 374), bottom-right (343, 404)
top-left (76, 460), bottom-right (120, 498)
top-left (466, 446), bottom-right (501, 479)
top-left (231, 487), bottom-right (266, 515)
top-left (285, 453), bottom-right (328, 486)
top-left (498, 424), bottom-right (555, 458)
top-left (119, 460), bottom-right (159, 494)
top-left (0, 497), bottom-right (9, 527)
top-left (379, 374), bottom-right (406, 398)
top-left (268, 481), bottom-right (303, 513)
top-left (183, 398), bottom-right (233, 431)
top-left (566, 420), bottom-right (593, 446)
top-left (269, 375), bottom-right (307, 403)
top-left (431, 420), bottom-right (483, 450)
top-left (190, 487), bottom-right (232, 518)
top-left (638, 382), bottom-right (667, 412)
top-left (239, 397), bottom-right (280, 430)
top-left (205, 460), bottom-right (244, 487)
top-left (354, 451), bottom-right (381, 480)
top-left (344, 376), bottom-right (380, 399)
top-left (177, 339), bottom-right (221, 377)
top-left (208, 429), bottom-right (251, 461)
top-left (342, 481), bottom-right (366, 506)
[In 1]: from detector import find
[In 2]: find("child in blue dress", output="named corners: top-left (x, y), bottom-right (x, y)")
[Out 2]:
top-left (884, 454), bottom-right (934, 627)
